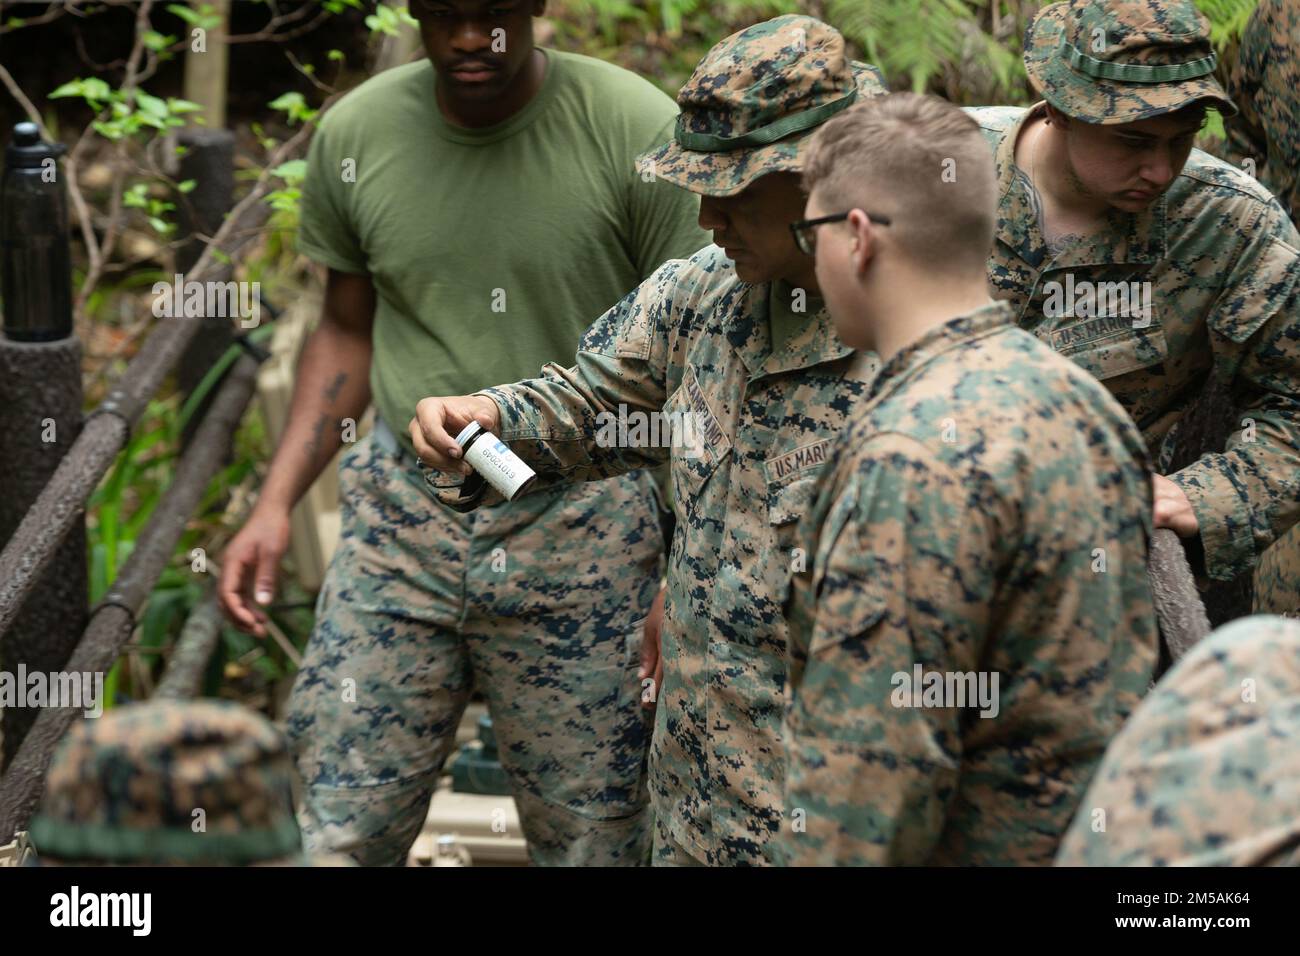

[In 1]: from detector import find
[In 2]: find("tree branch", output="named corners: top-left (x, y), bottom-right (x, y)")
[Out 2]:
top-left (74, 0), bottom-right (158, 325)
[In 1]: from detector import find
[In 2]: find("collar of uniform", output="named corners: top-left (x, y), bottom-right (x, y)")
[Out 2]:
top-left (727, 281), bottom-right (851, 378)
top-left (723, 281), bottom-right (773, 376)
top-left (723, 281), bottom-right (851, 378)
top-left (761, 305), bottom-right (852, 377)
top-left (995, 102), bottom-right (1169, 270)
top-left (865, 300), bottom-right (1015, 403)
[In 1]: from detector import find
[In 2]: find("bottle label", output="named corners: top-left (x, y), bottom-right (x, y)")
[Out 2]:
top-left (464, 432), bottom-right (536, 499)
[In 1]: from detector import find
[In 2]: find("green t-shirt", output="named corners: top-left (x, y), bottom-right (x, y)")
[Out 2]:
top-left (298, 50), bottom-right (708, 454)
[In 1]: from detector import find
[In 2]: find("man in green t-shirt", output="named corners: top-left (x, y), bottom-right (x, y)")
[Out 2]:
top-left (217, 0), bottom-right (706, 866)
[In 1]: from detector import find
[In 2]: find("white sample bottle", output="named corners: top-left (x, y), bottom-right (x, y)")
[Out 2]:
top-left (454, 421), bottom-right (537, 500)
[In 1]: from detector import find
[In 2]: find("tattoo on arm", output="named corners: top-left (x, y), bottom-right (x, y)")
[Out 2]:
top-left (304, 372), bottom-right (349, 459)
top-left (305, 413), bottom-right (330, 460)
top-left (324, 371), bottom-right (347, 404)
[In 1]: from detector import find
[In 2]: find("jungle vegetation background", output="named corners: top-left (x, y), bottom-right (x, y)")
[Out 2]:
top-left (0, 0), bottom-right (1261, 715)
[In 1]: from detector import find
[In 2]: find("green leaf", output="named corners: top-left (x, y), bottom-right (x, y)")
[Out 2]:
top-left (268, 91), bottom-right (306, 112)
top-left (140, 588), bottom-right (185, 648)
top-left (123, 182), bottom-right (150, 208)
top-left (1204, 112), bottom-right (1226, 143)
top-left (271, 159), bottom-right (307, 183)
top-left (143, 29), bottom-right (175, 52)
top-left (50, 77), bottom-right (115, 107)
top-left (136, 90), bottom-right (168, 117)
top-left (267, 91), bottom-right (316, 125)
top-left (253, 655), bottom-right (283, 681)
top-left (327, 49), bottom-right (345, 62)
top-left (177, 178), bottom-right (197, 193)
top-left (167, 97), bottom-right (203, 114)
top-left (365, 4), bottom-right (401, 37)
top-left (223, 627), bottom-right (255, 657)
top-left (265, 186), bottom-right (301, 214)
top-left (89, 542), bottom-right (109, 605)
top-left (48, 80), bottom-right (82, 100)
top-left (166, 3), bottom-right (202, 25)
top-left (102, 661), bottom-right (122, 712)
top-left (124, 486), bottom-right (165, 539)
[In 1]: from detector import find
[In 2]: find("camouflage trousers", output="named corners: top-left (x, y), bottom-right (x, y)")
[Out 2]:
top-left (284, 427), bottom-right (663, 866)
top-left (1254, 524), bottom-right (1300, 618)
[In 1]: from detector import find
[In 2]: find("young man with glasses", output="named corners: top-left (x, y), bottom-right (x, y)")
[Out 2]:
top-left (777, 92), bottom-right (1157, 866)
top-left (218, 0), bottom-right (707, 866)
top-left (410, 15), bottom-right (889, 865)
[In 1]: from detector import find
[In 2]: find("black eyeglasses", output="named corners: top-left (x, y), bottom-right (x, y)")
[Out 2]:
top-left (790, 210), bottom-right (891, 256)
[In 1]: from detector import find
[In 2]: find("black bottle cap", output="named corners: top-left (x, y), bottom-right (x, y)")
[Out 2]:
top-left (5, 122), bottom-right (67, 169)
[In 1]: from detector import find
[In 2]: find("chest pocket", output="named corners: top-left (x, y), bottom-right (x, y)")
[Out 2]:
top-left (765, 441), bottom-right (831, 571)
top-left (767, 472), bottom-right (820, 528)
top-left (765, 436), bottom-right (834, 525)
top-left (1049, 317), bottom-right (1169, 382)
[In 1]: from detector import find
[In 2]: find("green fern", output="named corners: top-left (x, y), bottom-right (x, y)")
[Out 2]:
top-left (1195, 0), bottom-right (1258, 48)
top-left (830, 0), bottom-right (986, 93)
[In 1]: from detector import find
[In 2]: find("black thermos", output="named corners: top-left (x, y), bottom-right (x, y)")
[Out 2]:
top-left (1, 121), bottom-right (73, 341)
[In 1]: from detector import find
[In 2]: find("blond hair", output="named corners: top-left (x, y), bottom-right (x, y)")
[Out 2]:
top-left (803, 92), bottom-right (997, 273)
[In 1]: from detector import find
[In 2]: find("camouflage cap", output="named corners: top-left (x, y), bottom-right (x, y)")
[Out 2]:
top-left (1057, 615), bottom-right (1300, 866)
top-left (30, 699), bottom-right (307, 866)
top-left (1024, 0), bottom-right (1237, 125)
top-left (638, 14), bottom-right (888, 197)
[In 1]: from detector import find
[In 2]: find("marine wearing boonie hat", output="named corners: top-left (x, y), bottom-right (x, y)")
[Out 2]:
top-left (1023, 0), bottom-right (1237, 124)
top-left (30, 699), bottom-right (334, 866)
top-left (965, 0), bottom-right (1300, 590)
top-left (458, 16), bottom-right (888, 864)
top-left (638, 13), bottom-right (886, 196)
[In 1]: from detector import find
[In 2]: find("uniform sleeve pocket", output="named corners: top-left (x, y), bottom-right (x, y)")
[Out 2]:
top-left (807, 580), bottom-right (888, 658)
top-left (1212, 235), bottom-right (1300, 347)
top-left (804, 514), bottom-right (889, 658)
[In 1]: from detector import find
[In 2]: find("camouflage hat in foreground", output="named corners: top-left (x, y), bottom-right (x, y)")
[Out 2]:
top-left (639, 14), bottom-right (887, 197)
top-left (1024, 0), bottom-right (1237, 125)
top-left (1056, 615), bottom-right (1300, 866)
top-left (30, 699), bottom-right (306, 866)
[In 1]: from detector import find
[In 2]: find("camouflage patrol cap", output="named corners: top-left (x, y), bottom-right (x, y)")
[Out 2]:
top-left (30, 699), bottom-right (307, 866)
top-left (1024, 0), bottom-right (1237, 125)
top-left (639, 14), bottom-right (888, 197)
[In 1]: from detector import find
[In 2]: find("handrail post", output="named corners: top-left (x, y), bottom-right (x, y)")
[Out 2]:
top-left (0, 122), bottom-right (88, 770)
top-left (174, 126), bottom-right (237, 448)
